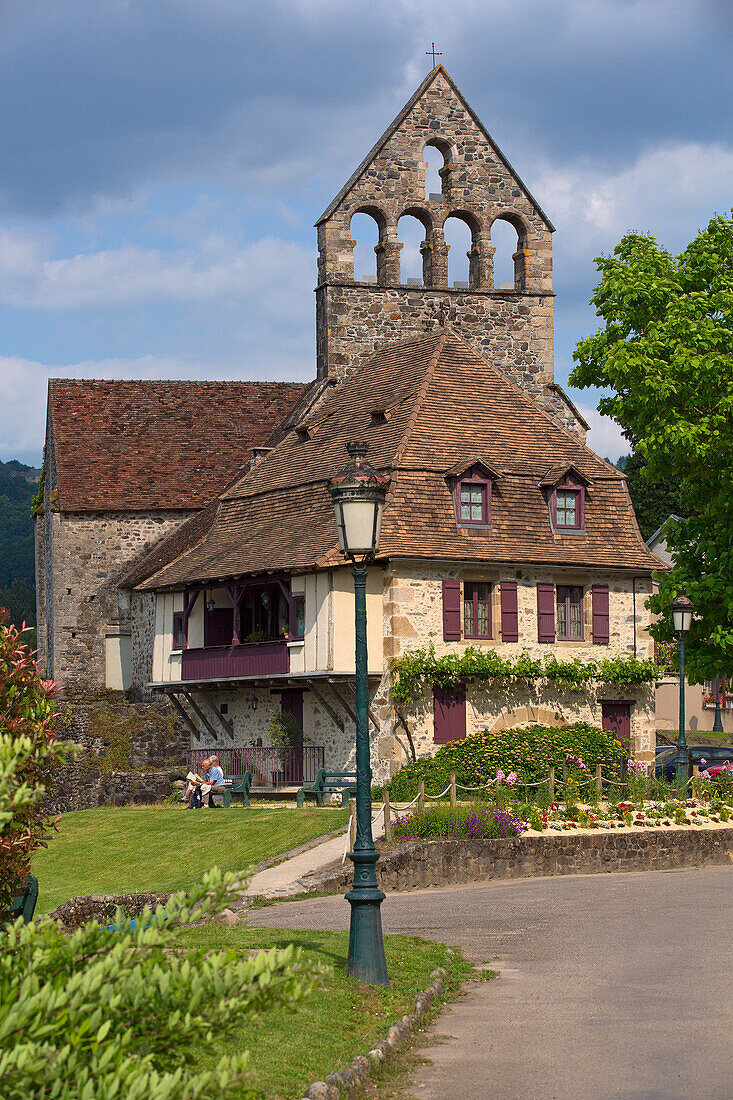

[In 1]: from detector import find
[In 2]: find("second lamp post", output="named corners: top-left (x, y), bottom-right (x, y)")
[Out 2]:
top-left (328, 441), bottom-right (390, 987)
top-left (671, 591), bottom-right (694, 793)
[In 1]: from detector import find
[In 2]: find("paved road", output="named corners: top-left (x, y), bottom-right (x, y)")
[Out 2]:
top-left (249, 867), bottom-right (733, 1099)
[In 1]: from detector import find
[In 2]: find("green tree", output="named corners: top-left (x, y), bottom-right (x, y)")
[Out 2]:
top-left (623, 450), bottom-right (688, 541)
top-left (570, 215), bottom-right (733, 682)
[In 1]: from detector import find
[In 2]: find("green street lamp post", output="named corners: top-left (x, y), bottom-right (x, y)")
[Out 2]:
top-left (328, 441), bottom-right (390, 987)
top-left (712, 674), bottom-right (724, 734)
top-left (672, 592), bottom-right (694, 793)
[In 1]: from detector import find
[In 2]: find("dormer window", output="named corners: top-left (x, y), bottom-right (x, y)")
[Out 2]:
top-left (555, 488), bottom-right (579, 528)
top-left (540, 464), bottom-right (590, 533)
top-left (447, 457), bottom-right (500, 529)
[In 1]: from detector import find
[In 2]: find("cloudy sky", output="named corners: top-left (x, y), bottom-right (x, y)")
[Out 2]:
top-left (2, 0), bottom-right (731, 465)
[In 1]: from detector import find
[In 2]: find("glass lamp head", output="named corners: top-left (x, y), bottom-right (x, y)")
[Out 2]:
top-left (328, 442), bottom-right (391, 559)
top-left (671, 591), bottom-right (694, 633)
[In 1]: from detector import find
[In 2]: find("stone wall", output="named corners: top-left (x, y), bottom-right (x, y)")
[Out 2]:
top-left (49, 891), bottom-right (172, 931)
top-left (301, 827), bottom-right (733, 896)
top-left (48, 699), bottom-right (187, 812)
top-left (39, 507), bottom-right (191, 695)
top-left (380, 562), bottom-right (657, 769)
top-left (316, 284), bottom-right (558, 413)
top-left (313, 68), bottom-right (586, 432)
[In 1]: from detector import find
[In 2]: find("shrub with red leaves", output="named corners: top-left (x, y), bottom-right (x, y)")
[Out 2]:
top-left (0, 609), bottom-right (78, 911)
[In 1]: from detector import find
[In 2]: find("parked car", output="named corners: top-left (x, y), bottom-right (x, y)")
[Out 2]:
top-left (655, 744), bottom-right (733, 781)
top-left (704, 761), bottom-right (733, 778)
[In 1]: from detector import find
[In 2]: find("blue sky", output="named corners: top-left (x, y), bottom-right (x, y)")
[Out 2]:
top-left (2, 0), bottom-right (732, 465)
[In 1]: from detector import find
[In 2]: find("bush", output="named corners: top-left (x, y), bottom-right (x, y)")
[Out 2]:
top-left (0, 611), bottom-right (78, 910)
top-left (390, 803), bottom-right (525, 842)
top-left (0, 869), bottom-right (318, 1098)
top-left (387, 722), bottom-right (624, 799)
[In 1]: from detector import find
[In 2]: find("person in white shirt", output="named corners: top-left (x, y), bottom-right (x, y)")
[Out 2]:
top-left (202, 756), bottom-right (225, 807)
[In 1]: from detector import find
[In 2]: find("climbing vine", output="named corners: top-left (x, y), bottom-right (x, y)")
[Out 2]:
top-left (390, 644), bottom-right (659, 707)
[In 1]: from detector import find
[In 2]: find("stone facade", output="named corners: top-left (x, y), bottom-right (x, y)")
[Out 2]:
top-left (379, 562), bottom-right (657, 770)
top-left (36, 506), bottom-right (191, 695)
top-left (314, 68), bottom-right (584, 435)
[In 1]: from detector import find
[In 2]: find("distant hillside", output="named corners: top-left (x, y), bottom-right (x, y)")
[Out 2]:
top-left (0, 458), bottom-right (41, 630)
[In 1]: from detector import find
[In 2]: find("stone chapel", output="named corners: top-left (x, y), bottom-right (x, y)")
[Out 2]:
top-left (35, 67), bottom-right (662, 792)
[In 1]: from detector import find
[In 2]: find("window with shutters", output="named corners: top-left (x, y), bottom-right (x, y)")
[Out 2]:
top-left (464, 581), bottom-right (492, 638)
top-left (557, 585), bottom-right (584, 640)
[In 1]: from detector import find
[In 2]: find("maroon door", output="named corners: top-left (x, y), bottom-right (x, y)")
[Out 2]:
top-left (601, 701), bottom-right (632, 756)
top-left (434, 685), bottom-right (467, 744)
top-left (280, 689), bottom-right (304, 783)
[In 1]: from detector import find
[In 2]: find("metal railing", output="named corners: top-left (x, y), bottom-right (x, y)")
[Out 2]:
top-left (185, 745), bottom-right (324, 788)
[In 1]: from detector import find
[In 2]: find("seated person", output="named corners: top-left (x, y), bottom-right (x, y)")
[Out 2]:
top-left (202, 756), bottom-right (225, 807)
top-left (183, 759), bottom-right (211, 808)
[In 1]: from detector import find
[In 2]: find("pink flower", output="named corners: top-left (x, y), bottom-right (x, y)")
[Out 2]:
top-left (506, 772), bottom-right (517, 785)
top-left (496, 769), bottom-right (505, 782)
top-left (700, 758), bottom-right (706, 766)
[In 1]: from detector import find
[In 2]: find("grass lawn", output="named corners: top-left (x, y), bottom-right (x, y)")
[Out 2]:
top-left (176, 923), bottom-right (474, 1099)
top-left (33, 805), bottom-right (350, 915)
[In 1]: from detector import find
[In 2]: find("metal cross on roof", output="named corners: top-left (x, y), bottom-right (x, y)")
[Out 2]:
top-left (426, 42), bottom-right (442, 67)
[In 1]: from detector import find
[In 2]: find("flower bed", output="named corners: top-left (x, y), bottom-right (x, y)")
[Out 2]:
top-left (392, 804), bottom-right (525, 843)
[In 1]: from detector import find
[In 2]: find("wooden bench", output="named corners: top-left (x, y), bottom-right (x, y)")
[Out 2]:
top-left (214, 772), bottom-right (253, 808)
top-left (3, 873), bottom-right (39, 924)
top-left (296, 769), bottom-right (357, 808)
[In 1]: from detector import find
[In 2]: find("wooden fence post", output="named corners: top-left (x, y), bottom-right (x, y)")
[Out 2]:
top-left (549, 767), bottom-right (555, 804)
top-left (349, 799), bottom-right (357, 848)
top-left (418, 778), bottom-right (425, 815)
top-left (562, 761), bottom-right (568, 795)
top-left (596, 763), bottom-right (603, 798)
top-left (383, 792), bottom-right (392, 842)
top-left (450, 772), bottom-right (457, 807)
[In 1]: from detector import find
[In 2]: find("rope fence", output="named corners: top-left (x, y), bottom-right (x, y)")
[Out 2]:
top-left (340, 764), bottom-right (703, 859)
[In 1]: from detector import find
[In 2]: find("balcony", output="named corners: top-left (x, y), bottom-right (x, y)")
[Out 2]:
top-left (181, 639), bottom-right (289, 682)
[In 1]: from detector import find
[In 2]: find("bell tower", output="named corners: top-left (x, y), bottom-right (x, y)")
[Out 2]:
top-left (315, 67), bottom-right (583, 436)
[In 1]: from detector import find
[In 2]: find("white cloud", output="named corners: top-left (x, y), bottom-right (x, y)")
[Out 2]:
top-left (0, 229), bottom-right (314, 312)
top-left (577, 403), bottom-right (627, 463)
top-left (537, 141), bottom-right (733, 267)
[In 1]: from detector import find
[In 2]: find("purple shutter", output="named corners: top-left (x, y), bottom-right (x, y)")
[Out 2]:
top-left (500, 582), bottom-right (519, 642)
top-left (537, 583), bottom-right (555, 643)
top-left (592, 584), bottom-right (610, 644)
top-left (434, 685), bottom-right (466, 744)
top-left (204, 607), bottom-right (234, 647)
top-left (442, 579), bottom-right (461, 641)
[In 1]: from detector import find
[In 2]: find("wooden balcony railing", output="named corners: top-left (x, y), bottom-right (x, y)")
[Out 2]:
top-left (181, 639), bottom-right (289, 681)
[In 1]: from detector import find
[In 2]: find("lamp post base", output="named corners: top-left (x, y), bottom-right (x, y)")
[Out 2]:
top-left (346, 848), bottom-right (389, 987)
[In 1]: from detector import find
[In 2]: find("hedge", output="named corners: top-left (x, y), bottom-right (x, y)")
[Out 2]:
top-left (386, 721), bottom-right (625, 799)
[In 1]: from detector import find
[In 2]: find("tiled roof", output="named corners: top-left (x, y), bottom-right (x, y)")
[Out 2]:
top-left (48, 379), bottom-right (309, 512)
top-left (135, 331), bottom-right (663, 589)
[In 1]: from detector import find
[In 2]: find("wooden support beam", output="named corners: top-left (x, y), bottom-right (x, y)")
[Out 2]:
top-left (201, 693), bottom-right (235, 738)
top-left (168, 692), bottom-right (202, 741)
top-left (182, 691), bottom-right (219, 742)
top-left (343, 682), bottom-right (380, 732)
top-left (305, 680), bottom-right (345, 733)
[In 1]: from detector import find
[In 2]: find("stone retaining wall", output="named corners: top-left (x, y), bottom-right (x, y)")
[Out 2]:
top-left (300, 827), bottom-right (733, 896)
top-left (49, 891), bottom-right (172, 931)
top-left (47, 698), bottom-right (187, 812)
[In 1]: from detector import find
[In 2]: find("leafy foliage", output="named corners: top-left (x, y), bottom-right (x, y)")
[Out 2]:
top-left (0, 459), bottom-right (40, 628)
top-left (0, 869), bottom-right (318, 1099)
top-left (570, 215), bottom-right (733, 681)
top-left (0, 611), bottom-right (77, 909)
top-left (387, 722), bottom-right (625, 798)
top-left (390, 803), bottom-right (525, 841)
top-left (623, 450), bottom-right (688, 541)
top-left (390, 643), bottom-right (657, 706)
